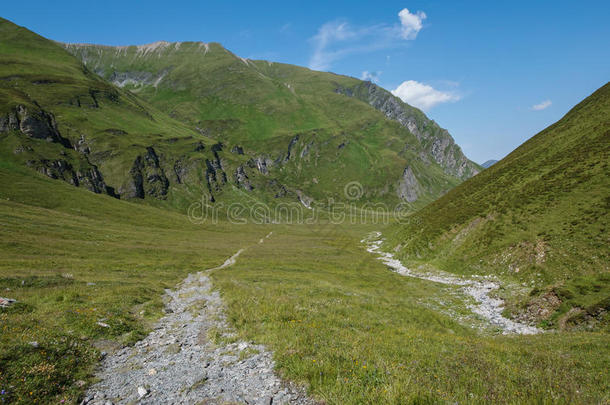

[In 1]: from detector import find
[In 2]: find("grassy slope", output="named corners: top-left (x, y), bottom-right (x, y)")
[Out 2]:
top-left (213, 223), bottom-right (609, 404)
top-left (0, 17), bottom-right (233, 211)
top-left (1, 146), bottom-right (609, 405)
top-left (62, 40), bottom-right (466, 207)
top-left (389, 83), bottom-right (610, 329)
top-left (0, 151), bottom-right (266, 403)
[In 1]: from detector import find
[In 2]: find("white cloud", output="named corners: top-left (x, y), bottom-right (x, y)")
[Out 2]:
top-left (308, 21), bottom-right (358, 70)
top-left (308, 8), bottom-right (427, 71)
top-left (531, 99), bottom-right (552, 110)
top-left (398, 8), bottom-right (427, 39)
top-left (391, 80), bottom-right (461, 111)
top-left (360, 71), bottom-right (382, 83)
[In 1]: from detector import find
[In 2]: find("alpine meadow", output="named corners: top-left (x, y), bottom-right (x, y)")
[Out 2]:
top-left (0, 4), bottom-right (608, 405)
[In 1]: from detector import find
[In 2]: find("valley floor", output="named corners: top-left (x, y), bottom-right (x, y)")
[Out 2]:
top-left (83, 241), bottom-right (311, 405)
top-left (0, 168), bottom-right (609, 404)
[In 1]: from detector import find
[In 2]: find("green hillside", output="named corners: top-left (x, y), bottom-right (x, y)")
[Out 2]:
top-left (62, 38), bottom-right (479, 206)
top-left (0, 16), bottom-right (608, 405)
top-left (1, 133), bottom-right (609, 405)
top-left (389, 83), bottom-right (610, 330)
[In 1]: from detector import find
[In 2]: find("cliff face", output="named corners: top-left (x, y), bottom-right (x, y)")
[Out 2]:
top-left (336, 81), bottom-right (480, 180)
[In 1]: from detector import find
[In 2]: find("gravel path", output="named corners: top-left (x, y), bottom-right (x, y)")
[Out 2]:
top-left (364, 232), bottom-right (540, 335)
top-left (82, 231), bottom-right (313, 404)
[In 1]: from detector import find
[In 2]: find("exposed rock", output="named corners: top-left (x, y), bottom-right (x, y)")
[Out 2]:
top-left (204, 144), bottom-right (228, 200)
top-left (123, 147), bottom-right (169, 199)
top-left (26, 158), bottom-right (117, 197)
top-left (249, 156), bottom-right (273, 175)
top-left (267, 179), bottom-right (289, 198)
top-left (0, 105), bottom-right (72, 148)
top-left (296, 190), bottom-right (313, 209)
top-left (396, 166), bottom-right (420, 202)
top-left (231, 145), bottom-right (244, 155)
top-left (75, 134), bottom-right (91, 154)
top-left (81, 246), bottom-right (314, 404)
top-left (284, 134), bottom-right (300, 162)
top-left (300, 141), bottom-right (313, 158)
top-left (13, 144), bottom-right (33, 154)
top-left (173, 159), bottom-right (187, 184)
top-left (234, 165), bottom-right (253, 191)
top-left (514, 291), bottom-right (561, 325)
top-left (336, 82), bottom-right (479, 179)
top-left (102, 128), bottom-right (128, 136)
top-left (194, 141), bottom-right (206, 152)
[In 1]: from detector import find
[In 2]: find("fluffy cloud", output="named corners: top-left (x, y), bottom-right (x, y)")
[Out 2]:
top-left (531, 100), bottom-right (552, 111)
top-left (398, 8), bottom-right (427, 39)
top-left (309, 8), bottom-right (427, 71)
top-left (391, 80), bottom-right (461, 110)
top-left (361, 71), bottom-right (382, 83)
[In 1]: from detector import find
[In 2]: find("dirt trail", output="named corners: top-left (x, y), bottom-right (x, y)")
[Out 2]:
top-left (82, 233), bottom-right (313, 404)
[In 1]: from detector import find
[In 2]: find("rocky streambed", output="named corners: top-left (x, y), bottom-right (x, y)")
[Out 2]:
top-left (364, 232), bottom-right (540, 335)
top-left (82, 233), bottom-right (312, 405)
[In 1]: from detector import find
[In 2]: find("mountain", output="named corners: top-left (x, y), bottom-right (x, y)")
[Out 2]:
top-left (59, 38), bottom-right (480, 206)
top-left (389, 83), bottom-right (610, 329)
top-left (481, 159), bottom-right (498, 168)
top-left (1, 17), bottom-right (481, 211)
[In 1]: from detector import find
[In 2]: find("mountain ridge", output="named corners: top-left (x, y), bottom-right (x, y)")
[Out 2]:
top-left (0, 16), bottom-right (481, 212)
top-left (63, 40), bottom-right (480, 181)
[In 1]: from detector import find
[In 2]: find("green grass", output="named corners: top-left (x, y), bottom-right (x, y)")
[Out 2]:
top-left (1, 163), bottom-right (608, 404)
top-left (211, 223), bottom-right (609, 404)
top-left (0, 164), bottom-right (264, 403)
top-left (0, 16), bottom-right (608, 405)
top-left (59, 31), bottom-right (474, 207)
top-left (388, 83), bottom-right (610, 331)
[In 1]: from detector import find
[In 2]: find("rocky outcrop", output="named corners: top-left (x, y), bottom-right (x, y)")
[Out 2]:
top-left (26, 158), bottom-right (118, 197)
top-left (336, 81), bottom-right (480, 180)
top-left (284, 134), bottom-right (300, 162)
top-left (173, 159), bottom-right (187, 184)
top-left (231, 145), bottom-right (244, 155)
top-left (203, 143), bottom-right (228, 201)
top-left (0, 105), bottom-right (72, 148)
top-left (396, 166), bottom-right (420, 202)
top-left (1, 105), bottom-right (120, 197)
top-left (295, 189), bottom-right (313, 209)
top-left (234, 165), bottom-right (253, 191)
top-left (248, 156), bottom-right (273, 175)
top-left (123, 147), bottom-right (169, 199)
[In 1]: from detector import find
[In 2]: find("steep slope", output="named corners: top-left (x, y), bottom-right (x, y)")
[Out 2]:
top-left (62, 39), bottom-right (479, 207)
top-left (389, 83), bottom-right (610, 330)
top-left (333, 80), bottom-right (480, 179)
top-left (0, 18), bottom-right (225, 209)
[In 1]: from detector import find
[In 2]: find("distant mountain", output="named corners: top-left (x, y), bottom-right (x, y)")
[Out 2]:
top-left (389, 83), bottom-right (610, 330)
top-left (59, 38), bottom-right (479, 206)
top-left (1, 16), bottom-right (480, 213)
top-left (481, 159), bottom-right (498, 168)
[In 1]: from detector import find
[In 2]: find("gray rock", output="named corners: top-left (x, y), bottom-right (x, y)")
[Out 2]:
top-left (82, 246), bottom-right (314, 404)
top-left (396, 166), bottom-right (420, 202)
top-left (336, 82), bottom-right (480, 179)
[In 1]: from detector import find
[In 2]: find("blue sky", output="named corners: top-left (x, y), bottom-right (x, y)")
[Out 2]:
top-left (3, 1), bottom-right (609, 163)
